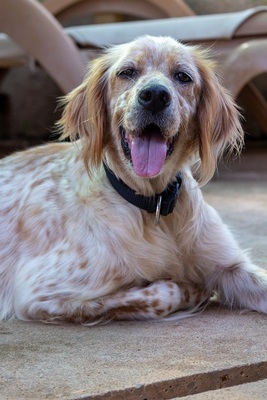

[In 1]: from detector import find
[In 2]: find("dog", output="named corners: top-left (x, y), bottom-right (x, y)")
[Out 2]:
top-left (1, 35), bottom-right (267, 324)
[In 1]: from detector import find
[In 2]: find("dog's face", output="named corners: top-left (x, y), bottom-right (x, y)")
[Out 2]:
top-left (105, 36), bottom-right (202, 179)
top-left (59, 36), bottom-right (243, 189)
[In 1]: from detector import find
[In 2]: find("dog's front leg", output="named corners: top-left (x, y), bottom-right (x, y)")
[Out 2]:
top-left (99, 280), bottom-right (209, 321)
top-left (13, 279), bottom-right (208, 323)
top-left (210, 262), bottom-right (267, 313)
top-left (192, 203), bottom-right (267, 314)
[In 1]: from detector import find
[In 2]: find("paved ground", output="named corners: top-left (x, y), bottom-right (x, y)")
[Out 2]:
top-left (178, 379), bottom-right (267, 400)
top-left (0, 147), bottom-right (267, 399)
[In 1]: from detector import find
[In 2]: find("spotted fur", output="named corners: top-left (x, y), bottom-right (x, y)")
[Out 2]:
top-left (1, 36), bottom-right (267, 323)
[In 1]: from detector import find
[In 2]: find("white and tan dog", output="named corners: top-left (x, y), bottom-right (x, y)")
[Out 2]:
top-left (1, 36), bottom-right (266, 323)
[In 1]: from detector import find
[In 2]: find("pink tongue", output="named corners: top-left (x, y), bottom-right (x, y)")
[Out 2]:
top-left (131, 133), bottom-right (167, 177)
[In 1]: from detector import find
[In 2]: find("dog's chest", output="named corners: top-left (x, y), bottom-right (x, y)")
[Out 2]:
top-left (82, 200), bottom-right (182, 282)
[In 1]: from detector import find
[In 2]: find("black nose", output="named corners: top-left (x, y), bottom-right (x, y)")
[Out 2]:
top-left (138, 84), bottom-right (171, 114)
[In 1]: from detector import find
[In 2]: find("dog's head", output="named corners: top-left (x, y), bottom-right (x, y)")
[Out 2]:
top-left (59, 36), bottom-right (243, 190)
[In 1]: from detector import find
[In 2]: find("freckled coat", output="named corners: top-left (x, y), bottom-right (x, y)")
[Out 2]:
top-left (1, 36), bottom-right (267, 323)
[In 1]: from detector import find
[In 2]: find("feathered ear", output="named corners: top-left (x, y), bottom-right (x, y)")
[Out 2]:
top-left (58, 53), bottom-right (111, 173)
top-left (193, 50), bottom-right (244, 185)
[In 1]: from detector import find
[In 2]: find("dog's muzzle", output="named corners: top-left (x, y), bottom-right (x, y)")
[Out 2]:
top-left (119, 83), bottom-right (178, 178)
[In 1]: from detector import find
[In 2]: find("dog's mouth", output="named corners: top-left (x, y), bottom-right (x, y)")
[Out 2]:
top-left (120, 124), bottom-right (176, 178)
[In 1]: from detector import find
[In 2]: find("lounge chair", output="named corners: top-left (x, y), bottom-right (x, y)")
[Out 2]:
top-left (43, 0), bottom-right (195, 22)
top-left (0, 0), bottom-right (86, 93)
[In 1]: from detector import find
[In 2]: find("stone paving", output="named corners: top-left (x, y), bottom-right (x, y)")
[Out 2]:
top-left (1, 148), bottom-right (267, 399)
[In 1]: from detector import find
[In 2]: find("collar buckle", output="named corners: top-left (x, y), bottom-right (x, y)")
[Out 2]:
top-left (103, 163), bottom-right (182, 222)
top-left (155, 195), bottom-right (162, 226)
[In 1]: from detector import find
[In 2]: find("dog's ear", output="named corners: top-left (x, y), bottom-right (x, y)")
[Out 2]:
top-left (193, 51), bottom-right (244, 185)
top-left (58, 53), bottom-right (111, 173)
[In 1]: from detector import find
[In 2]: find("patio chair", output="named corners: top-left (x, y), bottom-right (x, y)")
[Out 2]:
top-left (0, 0), bottom-right (86, 93)
top-left (43, 0), bottom-right (195, 23)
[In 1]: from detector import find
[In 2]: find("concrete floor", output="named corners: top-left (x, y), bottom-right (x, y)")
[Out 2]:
top-left (0, 147), bottom-right (267, 400)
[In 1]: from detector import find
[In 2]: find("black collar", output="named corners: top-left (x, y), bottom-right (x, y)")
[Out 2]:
top-left (103, 163), bottom-right (182, 217)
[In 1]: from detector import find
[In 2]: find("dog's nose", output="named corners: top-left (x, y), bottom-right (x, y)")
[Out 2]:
top-left (138, 84), bottom-right (171, 114)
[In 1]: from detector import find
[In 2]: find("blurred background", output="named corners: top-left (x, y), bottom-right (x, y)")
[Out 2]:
top-left (0, 0), bottom-right (267, 157)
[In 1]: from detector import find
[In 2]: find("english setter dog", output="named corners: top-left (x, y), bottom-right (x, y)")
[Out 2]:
top-left (1, 36), bottom-right (266, 323)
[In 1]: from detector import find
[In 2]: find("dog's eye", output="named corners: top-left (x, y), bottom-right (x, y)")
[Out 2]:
top-left (174, 72), bottom-right (192, 83)
top-left (117, 68), bottom-right (137, 79)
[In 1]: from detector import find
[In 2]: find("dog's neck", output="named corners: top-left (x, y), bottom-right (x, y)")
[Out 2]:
top-left (103, 163), bottom-right (182, 222)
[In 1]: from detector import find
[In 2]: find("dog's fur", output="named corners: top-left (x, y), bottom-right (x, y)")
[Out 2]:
top-left (1, 36), bottom-right (267, 323)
